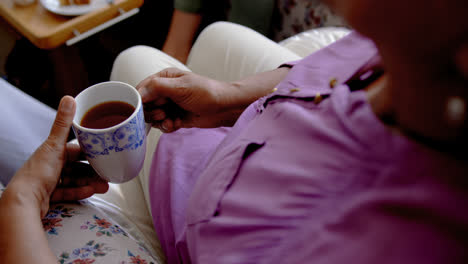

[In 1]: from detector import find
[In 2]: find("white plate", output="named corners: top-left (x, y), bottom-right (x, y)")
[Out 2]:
top-left (40, 0), bottom-right (109, 16)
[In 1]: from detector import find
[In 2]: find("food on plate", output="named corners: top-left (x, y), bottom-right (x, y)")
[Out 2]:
top-left (59, 0), bottom-right (91, 6)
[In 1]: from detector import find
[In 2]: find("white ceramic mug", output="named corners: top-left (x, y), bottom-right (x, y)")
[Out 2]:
top-left (72, 81), bottom-right (150, 183)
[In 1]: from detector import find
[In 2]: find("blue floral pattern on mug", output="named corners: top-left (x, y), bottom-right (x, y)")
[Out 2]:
top-left (74, 107), bottom-right (145, 158)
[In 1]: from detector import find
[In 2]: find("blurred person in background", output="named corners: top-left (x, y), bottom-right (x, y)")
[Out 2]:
top-left (162, 0), bottom-right (276, 63)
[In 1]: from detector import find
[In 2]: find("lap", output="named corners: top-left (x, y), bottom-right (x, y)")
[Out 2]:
top-left (105, 22), bottom-right (302, 254)
top-left (187, 21), bottom-right (301, 82)
top-left (0, 188), bottom-right (163, 264)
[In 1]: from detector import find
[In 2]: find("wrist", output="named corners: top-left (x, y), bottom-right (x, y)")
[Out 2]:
top-left (0, 178), bottom-right (48, 217)
top-left (221, 82), bottom-right (254, 111)
top-left (208, 82), bottom-right (248, 126)
top-left (0, 182), bottom-right (57, 264)
top-left (199, 68), bottom-right (290, 127)
top-left (220, 68), bottom-right (291, 113)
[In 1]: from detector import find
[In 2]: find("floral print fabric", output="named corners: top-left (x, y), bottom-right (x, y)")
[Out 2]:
top-left (80, 215), bottom-right (128, 238)
top-left (0, 188), bottom-right (160, 264)
top-left (274, 0), bottom-right (348, 41)
top-left (42, 205), bottom-right (76, 235)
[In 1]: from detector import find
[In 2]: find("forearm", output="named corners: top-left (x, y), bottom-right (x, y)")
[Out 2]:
top-left (137, 65), bottom-right (290, 130)
top-left (162, 9), bottom-right (202, 63)
top-left (0, 184), bottom-right (56, 264)
top-left (219, 67), bottom-right (290, 123)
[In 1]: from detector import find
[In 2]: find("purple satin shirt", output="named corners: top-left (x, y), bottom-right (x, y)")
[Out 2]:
top-left (148, 32), bottom-right (468, 264)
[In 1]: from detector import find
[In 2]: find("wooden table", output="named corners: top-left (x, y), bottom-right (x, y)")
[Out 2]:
top-left (0, 0), bottom-right (143, 49)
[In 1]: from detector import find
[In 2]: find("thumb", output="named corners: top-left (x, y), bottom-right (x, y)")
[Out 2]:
top-left (20, 96), bottom-right (76, 189)
top-left (45, 96), bottom-right (76, 152)
top-left (12, 96), bottom-right (76, 213)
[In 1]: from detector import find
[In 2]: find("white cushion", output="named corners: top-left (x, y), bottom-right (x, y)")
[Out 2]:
top-left (279, 27), bottom-right (351, 58)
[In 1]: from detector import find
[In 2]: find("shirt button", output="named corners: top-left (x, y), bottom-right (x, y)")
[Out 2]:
top-left (314, 92), bottom-right (323, 104)
top-left (271, 87), bottom-right (278, 93)
top-left (289, 88), bottom-right (301, 93)
top-left (329, 78), bottom-right (338, 88)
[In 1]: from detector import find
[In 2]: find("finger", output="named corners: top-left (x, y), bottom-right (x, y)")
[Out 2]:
top-left (143, 99), bottom-right (169, 123)
top-left (144, 108), bottom-right (165, 123)
top-left (174, 118), bottom-right (182, 131)
top-left (51, 186), bottom-right (93, 201)
top-left (154, 97), bottom-right (168, 106)
top-left (67, 175), bottom-right (108, 191)
top-left (135, 69), bottom-right (176, 101)
top-left (89, 178), bottom-right (110, 193)
top-left (137, 67), bottom-right (190, 102)
top-left (136, 75), bottom-right (153, 93)
top-left (51, 176), bottom-right (109, 202)
top-left (145, 112), bottom-right (153, 124)
top-left (138, 77), bottom-right (170, 103)
top-left (143, 98), bottom-right (168, 110)
top-left (135, 67), bottom-right (183, 92)
top-left (155, 67), bottom-right (187, 78)
top-left (151, 109), bottom-right (166, 122)
top-left (150, 120), bottom-right (163, 129)
top-left (48, 96), bottom-right (76, 145)
top-left (50, 184), bottom-right (108, 202)
top-left (60, 162), bottom-right (97, 186)
top-left (154, 120), bottom-right (168, 133)
top-left (70, 174), bottom-right (100, 187)
top-left (162, 119), bottom-right (174, 133)
top-left (66, 142), bottom-right (85, 161)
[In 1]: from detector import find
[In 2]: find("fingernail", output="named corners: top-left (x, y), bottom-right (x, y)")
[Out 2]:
top-left (61, 96), bottom-right (74, 111)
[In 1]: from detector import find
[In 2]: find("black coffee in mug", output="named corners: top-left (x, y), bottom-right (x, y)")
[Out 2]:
top-left (80, 101), bottom-right (135, 129)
